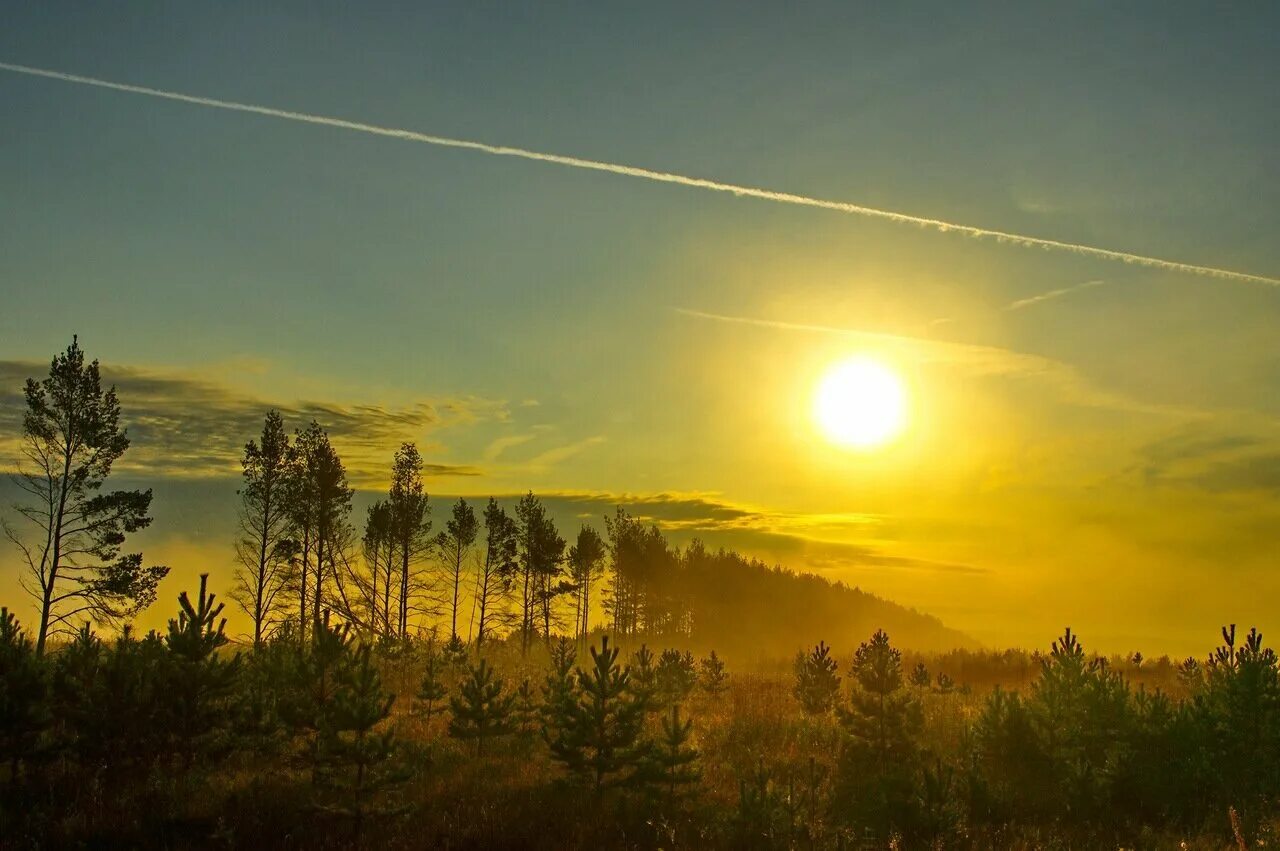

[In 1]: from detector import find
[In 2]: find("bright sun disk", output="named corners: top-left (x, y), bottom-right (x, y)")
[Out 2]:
top-left (813, 358), bottom-right (907, 449)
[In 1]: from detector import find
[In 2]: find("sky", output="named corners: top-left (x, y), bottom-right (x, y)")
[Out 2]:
top-left (1, 2), bottom-right (1278, 655)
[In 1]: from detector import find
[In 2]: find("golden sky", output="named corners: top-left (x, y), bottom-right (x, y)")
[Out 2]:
top-left (1, 4), bottom-right (1278, 656)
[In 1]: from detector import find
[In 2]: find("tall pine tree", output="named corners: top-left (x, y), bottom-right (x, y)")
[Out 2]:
top-left (231, 411), bottom-right (297, 648)
top-left (4, 337), bottom-right (167, 654)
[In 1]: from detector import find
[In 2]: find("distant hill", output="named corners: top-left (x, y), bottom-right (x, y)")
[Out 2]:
top-left (671, 546), bottom-right (977, 662)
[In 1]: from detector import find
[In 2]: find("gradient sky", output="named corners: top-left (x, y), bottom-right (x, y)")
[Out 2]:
top-left (2, 3), bottom-right (1278, 655)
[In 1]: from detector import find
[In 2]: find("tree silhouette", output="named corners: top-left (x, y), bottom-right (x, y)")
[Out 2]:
top-left (414, 641), bottom-right (448, 729)
top-left (361, 500), bottom-right (395, 637)
top-left (387, 443), bottom-right (432, 639)
top-left (448, 658), bottom-right (517, 756)
top-left (832, 630), bottom-right (923, 839)
top-left (4, 337), bottom-right (167, 654)
top-left (163, 573), bottom-right (241, 765)
top-left (629, 643), bottom-right (658, 712)
top-left (698, 650), bottom-right (728, 697)
top-left (287, 423), bottom-right (353, 642)
top-left (656, 648), bottom-right (698, 706)
top-left (474, 498), bottom-right (517, 648)
top-left (317, 643), bottom-right (399, 842)
top-left (437, 498), bottom-right (478, 642)
top-left (282, 612), bottom-right (354, 784)
top-left (514, 493), bottom-right (566, 652)
top-left (567, 524), bottom-right (606, 642)
top-left (541, 637), bottom-right (578, 730)
top-left (635, 703), bottom-right (700, 803)
top-left (545, 635), bottom-right (649, 792)
top-left (793, 642), bottom-right (841, 715)
top-left (0, 608), bottom-right (48, 779)
top-left (231, 411), bottom-right (297, 648)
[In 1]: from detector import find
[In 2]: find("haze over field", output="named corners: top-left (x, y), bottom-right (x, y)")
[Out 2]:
top-left (3, 3), bottom-right (1279, 656)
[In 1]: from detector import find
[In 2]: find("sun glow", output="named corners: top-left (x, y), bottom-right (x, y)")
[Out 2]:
top-left (813, 357), bottom-right (907, 449)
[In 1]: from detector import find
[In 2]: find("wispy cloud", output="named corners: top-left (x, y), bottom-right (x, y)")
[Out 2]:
top-left (2, 61), bottom-right (1277, 287)
top-left (675, 306), bottom-right (1205, 417)
top-left (482, 433), bottom-right (536, 462)
top-left (1130, 425), bottom-right (1280, 495)
top-left (0, 361), bottom-right (497, 483)
top-left (524, 436), bottom-right (607, 472)
top-left (1005, 279), bottom-right (1105, 311)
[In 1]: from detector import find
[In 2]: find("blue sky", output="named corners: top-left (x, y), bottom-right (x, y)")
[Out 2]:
top-left (1, 2), bottom-right (1278, 651)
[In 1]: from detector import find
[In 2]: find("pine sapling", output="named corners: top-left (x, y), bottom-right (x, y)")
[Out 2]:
top-left (541, 637), bottom-right (577, 730)
top-left (281, 612), bottom-right (353, 784)
top-left (443, 634), bottom-right (469, 670)
top-left (415, 645), bottom-right (448, 729)
top-left (0, 608), bottom-right (49, 780)
top-left (513, 678), bottom-right (540, 739)
top-left (698, 650), bottom-right (728, 698)
top-left (163, 573), bottom-right (242, 765)
top-left (448, 659), bottom-right (517, 756)
top-left (317, 643), bottom-right (400, 842)
top-left (546, 635), bottom-right (650, 792)
top-left (909, 661), bottom-right (932, 690)
top-left (656, 649), bottom-right (697, 706)
top-left (636, 703), bottom-right (700, 804)
top-left (793, 642), bottom-right (841, 715)
top-left (630, 644), bottom-right (657, 712)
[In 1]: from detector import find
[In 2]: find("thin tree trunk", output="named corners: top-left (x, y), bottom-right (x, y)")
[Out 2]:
top-left (37, 444), bottom-right (75, 656)
top-left (451, 550), bottom-right (462, 640)
top-left (255, 505), bottom-right (269, 648)
top-left (399, 542), bottom-right (409, 638)
top-left (299, 526), bottom-right (311, 642)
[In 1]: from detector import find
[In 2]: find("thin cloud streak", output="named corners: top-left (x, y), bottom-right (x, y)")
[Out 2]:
top-left (674, 307), bottom-right (1208, 417)
top-left (1005, 279), bottom-right (1106, 311)
top-left (2, 61), bottom-right (1278, 288)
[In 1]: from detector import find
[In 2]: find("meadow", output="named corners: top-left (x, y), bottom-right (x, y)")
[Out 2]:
top-left (2, 577), bottom-right (1276, 850)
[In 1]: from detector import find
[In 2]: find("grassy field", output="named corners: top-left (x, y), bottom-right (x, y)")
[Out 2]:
top-left (5, 613), bottom-right (1277, 851)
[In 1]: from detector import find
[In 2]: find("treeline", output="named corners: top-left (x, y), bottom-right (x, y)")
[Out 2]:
top-left (230, 411), bottom-right (966, 658)
top-left (4, 337), bottom-right (964, 662)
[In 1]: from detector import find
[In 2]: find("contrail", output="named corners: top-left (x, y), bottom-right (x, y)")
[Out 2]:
top-left (4, 60), bottom-right (1277, 287)
top-left (1004, 279), bottom-right (1106, 311)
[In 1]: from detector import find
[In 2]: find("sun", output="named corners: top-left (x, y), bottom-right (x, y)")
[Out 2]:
top-left (813, 357), bottom-right (908, 449)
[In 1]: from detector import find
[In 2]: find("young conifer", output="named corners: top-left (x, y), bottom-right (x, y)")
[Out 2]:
top-left (512, 678), bottom-right (541, 740)
top-left (545, 635), bottom-right (649, 792)
top-left (317, 643), bottom-right (399, 842)
top-left (415, 643), bottom-right (448, 729)
top-left (698, 650), bottom-right (728, 697)
top-left (656, 649), bottom-right (698, 706)
top-left (541, 637), bottom-right (577, 728)
top-left (0, 608), bottom-right (49, 779)
top-left (832, 630), bottom-right (923, 838)
top-left (282, 612), bottom-right (353, 783)
top-left (793, 642), bottom-right (841, 715)
top-left (448, 659), bottom-right (517, 756)
top-left (635, 703), bottom-right (700, 802)
top-left (736, 758), bottom-right (783, 849)
top-left (630, 644), bottom-right (658, 711)
top-left (164, 573), bottom-right (242, 765)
